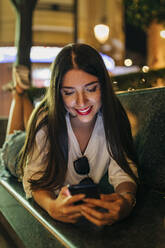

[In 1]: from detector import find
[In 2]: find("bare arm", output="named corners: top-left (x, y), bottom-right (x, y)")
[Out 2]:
top-left (32, 187), bottom-right (86, 224)
top-left (32, 189), bottom-right (56, 212)
top-left (115, 181), bottom-right (137, 208)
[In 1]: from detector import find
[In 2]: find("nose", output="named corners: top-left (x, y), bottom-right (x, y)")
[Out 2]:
top-left (76, 91), bottom-right (87, 107)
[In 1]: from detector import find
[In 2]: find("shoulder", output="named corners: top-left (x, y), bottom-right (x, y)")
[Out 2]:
top-left (36, 127), bottom-right (47, 144)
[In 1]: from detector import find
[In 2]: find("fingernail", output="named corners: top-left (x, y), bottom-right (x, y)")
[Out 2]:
top-left (80, 194), bottom-right (85, 198)
top-left (81, 206), bottom-right (87, 210)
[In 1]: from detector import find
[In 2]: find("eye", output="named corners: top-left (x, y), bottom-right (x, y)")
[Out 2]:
top-left (63, 90), bottom-right (74, 96)
top-left (86, 85), bottom-right (98, 92)
top-left (61, 88), bottom-right (75, 96)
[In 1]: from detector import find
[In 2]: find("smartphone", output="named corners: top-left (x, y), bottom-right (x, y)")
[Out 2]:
top-left (68, 183), bottom-right (100, 200)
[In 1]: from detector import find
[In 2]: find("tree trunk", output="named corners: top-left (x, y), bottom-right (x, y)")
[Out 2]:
top-left (10, 0), bottom-right (38, 69)
top-left (147, 21), bottom-right (165, 69)
top-left (15, 9), bottom-right (32, 68)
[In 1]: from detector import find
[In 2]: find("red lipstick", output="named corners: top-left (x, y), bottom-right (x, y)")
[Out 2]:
top-left (75, 106), bottom-right (92, 115)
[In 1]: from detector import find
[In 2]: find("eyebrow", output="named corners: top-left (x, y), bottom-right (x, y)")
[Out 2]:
top-left (62, 81), bottom-right (99, 89)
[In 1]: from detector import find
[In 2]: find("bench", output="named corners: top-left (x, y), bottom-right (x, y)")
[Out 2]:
top-left (0, 87), bottom-right (165, 248)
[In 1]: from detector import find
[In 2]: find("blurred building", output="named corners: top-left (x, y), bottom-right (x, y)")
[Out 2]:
top-left (0, 0), bottom-right (126, 116)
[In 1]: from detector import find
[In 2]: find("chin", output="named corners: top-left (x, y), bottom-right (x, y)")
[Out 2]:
top-left (78, 115), bottom-right (96, 124)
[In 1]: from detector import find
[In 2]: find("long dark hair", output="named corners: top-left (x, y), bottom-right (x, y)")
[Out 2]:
top-left (19, 43), bottom-right (138, 192)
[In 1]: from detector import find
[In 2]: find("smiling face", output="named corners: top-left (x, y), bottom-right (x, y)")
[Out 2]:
top-left (61, 69), bottom-right (102, 127)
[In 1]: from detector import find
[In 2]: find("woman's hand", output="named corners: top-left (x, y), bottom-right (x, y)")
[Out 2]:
top-left (81, 193), bottom-right (134, 227)
top-left (47, 186), bottom-right (86, 223)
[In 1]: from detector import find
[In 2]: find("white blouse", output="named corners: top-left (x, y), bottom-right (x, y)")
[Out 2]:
top-left (23, 112), bottom-right (138, 199)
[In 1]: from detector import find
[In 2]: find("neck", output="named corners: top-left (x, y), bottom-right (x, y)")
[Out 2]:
top-left (70, 115), bottom-right (97, 132)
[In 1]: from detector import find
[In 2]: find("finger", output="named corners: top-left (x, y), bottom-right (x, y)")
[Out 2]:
top-left (67, 194), bottom-right (85, 205)
top-left (68, 213), bottom-right (82, 220)
top-left (59, 217), bottom-right (79, 224)
top-left (61, 213), bottom-right (82, 224)
top-left (81, 210), bottom-right (111, 227)
top-left (81, 206), bottom-right (110, 220)
top-left (100, 193), bottom-right (120, 201)
top-left (82, 202), bottom-right (96, 208)
top-left (81, 206), bottom-right (117, 226)
top-left (83, 198), bottom-right (112, 209)
top-left (61, 204), bottom-right (83, 215)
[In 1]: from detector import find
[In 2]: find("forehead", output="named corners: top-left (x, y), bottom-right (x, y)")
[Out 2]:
top-left (62, 69), bottom-right (98, 87)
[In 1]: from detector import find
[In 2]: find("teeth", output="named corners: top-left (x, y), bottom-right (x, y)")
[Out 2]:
top-left (77, 107), bottom-right (91, 113)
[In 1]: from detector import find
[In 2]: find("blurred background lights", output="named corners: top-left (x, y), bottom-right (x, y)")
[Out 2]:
top-left (142, 65), bottom-right (149, 73)
top-left (0, 46), bottom-right (63, 63)
top-left (94, 24), bottom-right (110, 44)
top-left (30, 46), bottom-right (62, 62)
top-left (0, 47), bottom-right (17, 63)
top-left (124, 58), bottom-right (133, 67)
top-left (160, 30), bottom-right (165, 39)
top-left (0, 46), bottom-right (114, 67)
top-left (0, 54), bottom-right (4, 62)
top-left (32, 67), bottom-right (51, 87)
top-left (100, 52), bottom-right (115, 71)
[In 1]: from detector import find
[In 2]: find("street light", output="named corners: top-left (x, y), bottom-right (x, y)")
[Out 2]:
top-left (94, 23), bottom-right (110, 44)
top-left (160, 30), bottom-right (165, 39)
top-left (93, 0), bottom-right (109, 44)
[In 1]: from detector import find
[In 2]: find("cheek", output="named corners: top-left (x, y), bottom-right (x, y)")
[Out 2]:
top-left (62, 96), bottom-right (74, 109)
top-left (90, 92), bottom-right (102, 106)
top-left (62, 97), bottom-right (77, 116)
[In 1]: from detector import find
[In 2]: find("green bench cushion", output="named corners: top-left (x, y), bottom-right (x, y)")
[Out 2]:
top-left (118, 87), bottom-right (165, 192)
top-left (0, 177), bottom-right (165, 248)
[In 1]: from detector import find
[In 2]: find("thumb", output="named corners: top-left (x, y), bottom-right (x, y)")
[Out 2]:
top-left (60, 185), bottom-right (71, 197)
